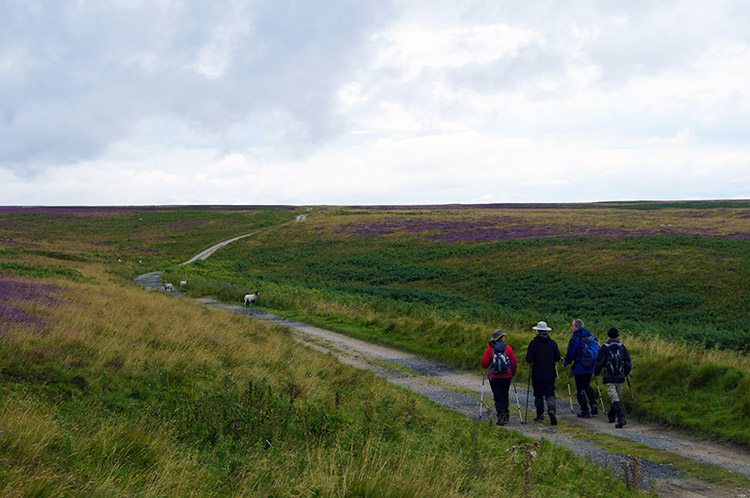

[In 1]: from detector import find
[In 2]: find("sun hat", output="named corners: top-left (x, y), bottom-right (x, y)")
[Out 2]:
top-left (607, 327), bottom-right (619, 338)
top-left (491, 329), bottom-right (506, 341)
top-left (532, 321), bottom-right (552, 331)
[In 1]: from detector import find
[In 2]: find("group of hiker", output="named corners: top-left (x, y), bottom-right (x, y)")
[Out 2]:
top-left (481, 319), bottom-right (632, 428)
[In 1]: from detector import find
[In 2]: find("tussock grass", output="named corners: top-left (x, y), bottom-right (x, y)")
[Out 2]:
top-left (0, 278), bottom-right (639, 496)
top-left (620, 335), bottom-right (750, 444)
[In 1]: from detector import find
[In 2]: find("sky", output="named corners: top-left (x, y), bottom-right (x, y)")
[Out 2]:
top-left (1, 0), bottom-right (749, 206)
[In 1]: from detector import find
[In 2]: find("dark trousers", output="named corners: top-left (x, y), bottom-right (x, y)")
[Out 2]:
top-left (574, 373), bottom-right (597, 413)
top-left (532, 379), bottom-right (556, 415)
top-left (490, 377), bottom-right (512, 420)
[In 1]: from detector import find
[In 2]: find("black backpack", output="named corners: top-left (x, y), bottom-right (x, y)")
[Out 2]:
top-left (604, 343), bottom-right (625, 376)
top-left (491, 342), bottom-right (511, 375)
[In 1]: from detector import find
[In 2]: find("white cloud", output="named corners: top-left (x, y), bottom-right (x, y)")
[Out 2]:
top-left (373, 23), bottom-right (541, 76)
top-left (0, 0), bottom-right (749, 204)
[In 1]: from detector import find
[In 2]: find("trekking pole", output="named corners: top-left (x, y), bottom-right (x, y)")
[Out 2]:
top-left (512, 378), bottom-right (525, 424)
top-left (593, 374), bottom-right (606, 413)
top-left (524, 367), bottom-right (531, 424)
top-left (565, 368), bottom-right (575, 414)
top-left (626, 376), bottom-right (641, 423)
top-left (479, 369), bottom-right (486, 422)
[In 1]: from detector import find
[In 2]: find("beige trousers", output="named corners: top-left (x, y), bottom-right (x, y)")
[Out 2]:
top-left (606, 383), bottom-right (623, 403)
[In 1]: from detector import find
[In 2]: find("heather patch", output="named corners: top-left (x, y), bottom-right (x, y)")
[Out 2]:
top-left (0, 262), bottom-right (86, 281)
top-left (725, 232), bottom-right (750, 241)
top-left (0, 238), bottom-right (39, 249)
top-left (0, 275), bottom-right (61, 330)
top-left (426, 224), bottom-right (722, 242)
top-left (169, 219), bottom-right (208, 228)
top-left (427, 225), bottom-right (562, 242)
top-left (0, 207), bottom-right (138, 217)
top-left (325, 217), bottom-right (739, 243)
top-left (345, 203), bottom-right (569, 210)
top-left (333, 217), bottom-right (518, 238)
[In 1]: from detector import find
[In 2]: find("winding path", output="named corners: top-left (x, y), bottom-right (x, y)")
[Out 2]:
top-left (179, 232), bottom-right (256, 265)
top-left (137, 234), bottom-right (750, 498)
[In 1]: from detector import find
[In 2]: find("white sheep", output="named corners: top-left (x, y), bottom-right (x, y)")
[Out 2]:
top-left (164, 283), bottom-right (175, 292)
top-left (244, 291), bottom-right (260, 307)
top-left (180, 280), bottom-right (188, 287)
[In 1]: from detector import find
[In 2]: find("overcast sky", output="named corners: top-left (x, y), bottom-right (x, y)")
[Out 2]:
top-left (1, 0), bottom-right (749, 206)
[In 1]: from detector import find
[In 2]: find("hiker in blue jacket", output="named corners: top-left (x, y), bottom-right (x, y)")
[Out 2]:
top-left (563, 319), bottom-right (599, 418)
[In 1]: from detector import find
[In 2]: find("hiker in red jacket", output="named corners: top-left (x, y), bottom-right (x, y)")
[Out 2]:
top-left (481, 329), bottom-right (518, 426)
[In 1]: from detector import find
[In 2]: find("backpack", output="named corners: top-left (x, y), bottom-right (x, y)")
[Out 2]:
top-left (579, 334), bottom-right (600, 368)
top-left (491, 342), bottom-right (511, 375)
top-left (604, 343), bottom-right (625, 376)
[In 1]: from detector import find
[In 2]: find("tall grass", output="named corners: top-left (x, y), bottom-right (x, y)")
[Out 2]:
top-left (164, 269), bottom-right (750, 445)
top-left (0, 278), bottom-right (639, 496)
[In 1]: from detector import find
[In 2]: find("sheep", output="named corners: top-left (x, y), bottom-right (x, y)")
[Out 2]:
top-left (164, 283), bottom-right (175, 292)
top-left (180, 280), bottom-right (188, 287)
top-left (244, 291), bottom-right (260, 307)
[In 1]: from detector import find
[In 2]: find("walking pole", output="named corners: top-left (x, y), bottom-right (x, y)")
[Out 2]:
top-left (480, 369), bottom-right (486, 421)
top-left (524, 367), bottom-right (531, 424)
top-left (512, 378), bottom-right (525, 424)
top-left (626, 376), bottom-right (641, 423)
top-left (593, 374), bottom-right (606, 413)
top-left (565, 368), bottom-right (575, 414)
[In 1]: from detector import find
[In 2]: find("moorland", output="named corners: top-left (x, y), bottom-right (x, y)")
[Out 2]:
top-left (1, 202), bottom-right (749, 496)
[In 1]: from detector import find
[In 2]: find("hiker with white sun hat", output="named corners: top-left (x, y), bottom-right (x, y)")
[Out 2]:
top-left (525, 321), bottom-right (561, 425)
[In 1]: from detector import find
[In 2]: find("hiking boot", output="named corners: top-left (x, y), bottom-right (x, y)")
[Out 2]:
top-left (613, 402), bottom-right (626, 428)
top-left (576, 411), bottom-right (591, 418)
top-left (546, 396), bottom-right (557, 425)
top-left (591, 405), bottom-right (598, 416)
top-left (607, 408), bottom-right (616, 423)
top-left (534, 414), bottom-right (544, 422)
top-left (496, 418), bottom-right (506, 426)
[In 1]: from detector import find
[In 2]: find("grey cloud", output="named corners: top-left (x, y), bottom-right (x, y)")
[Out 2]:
top-left (0, 1), bottom-right (394, 174)
top-left (446, 43), bottom-right (568, 96)
top-left (451, 0), bottom-right (747, 89)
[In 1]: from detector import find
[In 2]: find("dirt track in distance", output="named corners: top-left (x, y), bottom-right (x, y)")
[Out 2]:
top-left (136, 233), bottom-right (750, 498)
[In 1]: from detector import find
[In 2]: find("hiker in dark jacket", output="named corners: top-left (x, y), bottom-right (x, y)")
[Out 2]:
top-left (481, 329), bottom-right (518, 426)
top-left (526, 321), bottom-right (561, 425)
top-left (563, 319), bottom-right (599, 418)
top-left (594, 327), bottom-right (632, 428)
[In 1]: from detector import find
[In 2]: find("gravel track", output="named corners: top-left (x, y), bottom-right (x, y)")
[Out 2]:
top-left (134, 234), bottom-right (750, 497)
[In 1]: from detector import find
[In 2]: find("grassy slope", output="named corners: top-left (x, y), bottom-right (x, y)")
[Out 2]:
top-left (0, 207), bottom-right (640, 497)
top-left (163, 202), bottom-right (750, 446)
